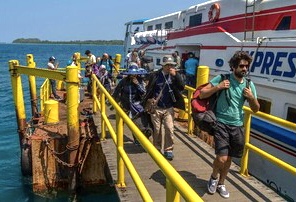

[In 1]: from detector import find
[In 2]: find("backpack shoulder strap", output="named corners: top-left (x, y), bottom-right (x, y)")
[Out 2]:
top-left (220, 73), bottom-right (230, 81)
top-left (246, 77), bottom-right (251, 88)
top-left (219, 73), bottom-right (231, 106)
top-left (192, 83), bottom-right (209, 99)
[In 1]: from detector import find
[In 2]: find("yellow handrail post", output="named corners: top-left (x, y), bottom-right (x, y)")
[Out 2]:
top-left (114, 54), bottom-right (121, 73)
top-left (100, 89), bottom-right (107, 140)
top-left (196, 66), bottom-right (209, 87)
top-left (9, 60), bottom-right (27, 144)
top-left (26, 54), bottom-right (38, 117)
top-left (66, 65), bottom-right (80, 191)
top-left (166, 178), bottom-right (180, 202)
top-left (188, 66), bottom-right (210, 135)
top-left (116, 112), bottom-right (126, 188)
top-left (187, 89), bottom-right (194, 135)
top-left (240, 110), bottom-right (252, 177)
top-left (92, 75), bottom-right (97, 113)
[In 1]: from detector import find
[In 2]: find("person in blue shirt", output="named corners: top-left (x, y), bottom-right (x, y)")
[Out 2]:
top-left (200, 51), bottom-right (260, 199)
top-left (99, 53), bottom-right (117, 75)
top-left (184, 52), bottom-right (199, 88)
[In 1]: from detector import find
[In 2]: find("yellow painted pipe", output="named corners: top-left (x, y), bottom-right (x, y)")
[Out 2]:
top-left (9, 60), bottom-right (26, 125)
top-left (44, 99), bottom-right (59, 124)
top-left (9, 60), bottom-right (27, 148)
top-left (114, 54), bottom-right (121, 74)
top-left (27, 54), bottom-right (38, 116)
top-left (178, 98), bottom-right (188, 120)
top-left (196, 65), bottom-right (209, 87)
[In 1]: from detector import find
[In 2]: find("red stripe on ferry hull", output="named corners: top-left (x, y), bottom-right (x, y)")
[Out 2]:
top-left (251, 132), bottom-right (296, 158)
top-left (200, 46), bottom-right (226, 50)
top-left (168, 5), bottom-right (296, 40)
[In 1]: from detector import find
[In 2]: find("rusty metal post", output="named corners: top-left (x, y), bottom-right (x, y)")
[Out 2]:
top-left (66, 65), bottom-right (80, 192)
top-left (26, 54), bottom-right (38, 117)
top-left (9, 60), bottom-right (27, 145)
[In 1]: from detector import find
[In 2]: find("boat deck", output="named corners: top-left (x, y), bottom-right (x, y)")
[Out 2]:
top-left (89, 102), bottom-right (286, 201)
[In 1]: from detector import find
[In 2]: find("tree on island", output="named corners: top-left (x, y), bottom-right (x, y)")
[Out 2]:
top-left (12, 38), bottom-right (124, 45)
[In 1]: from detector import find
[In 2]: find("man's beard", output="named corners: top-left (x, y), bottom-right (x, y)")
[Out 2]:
top-left (234, 71), bottom-right (247, 78)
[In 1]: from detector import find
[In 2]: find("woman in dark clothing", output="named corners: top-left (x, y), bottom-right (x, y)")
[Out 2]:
top-left (112, 63), bottom-right (152, 145)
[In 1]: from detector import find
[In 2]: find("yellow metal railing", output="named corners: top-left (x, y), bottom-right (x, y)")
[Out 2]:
top-left (10, 54), bottom-right (296, 201)
top-left (240, 107), bottom-right (296, 176)
top-left (40, 78), bottom-right (51, 113)
top-left (91, 74), bottom-right (203, 202)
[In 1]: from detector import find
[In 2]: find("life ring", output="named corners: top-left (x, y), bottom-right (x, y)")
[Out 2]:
top-left (208, 3), bottom-right (220, 22)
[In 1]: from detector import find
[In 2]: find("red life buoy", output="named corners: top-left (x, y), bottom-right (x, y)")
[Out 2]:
top-left (208, 3), bottom-right (220, 22)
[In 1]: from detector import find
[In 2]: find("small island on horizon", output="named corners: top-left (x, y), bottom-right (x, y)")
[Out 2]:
top-left (12, 38), bottom-right (124, 45)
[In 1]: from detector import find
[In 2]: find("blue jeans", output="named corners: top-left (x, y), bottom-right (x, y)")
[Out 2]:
top-left (49, 79), bottom-right (58, 97)
top-left (186, 74), bottom-right (196, 88)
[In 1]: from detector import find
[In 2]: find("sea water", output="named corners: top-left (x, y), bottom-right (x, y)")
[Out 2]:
top-left (0, 43), bottom-right (123, 201)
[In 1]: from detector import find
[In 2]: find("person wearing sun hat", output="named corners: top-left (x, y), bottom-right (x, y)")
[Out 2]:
top-left (143, 55), bottom-right (185, 160)
top-left (112, 63), bottom-right (152, 145)
top-left (120, 62), bottom-right (148, 76)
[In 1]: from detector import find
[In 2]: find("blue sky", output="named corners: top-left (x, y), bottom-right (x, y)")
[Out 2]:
top-left (0, 0), bottom-right (204, 43)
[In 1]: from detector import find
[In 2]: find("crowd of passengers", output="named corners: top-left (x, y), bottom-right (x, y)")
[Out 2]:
top-left (82, 49), bottom-right (189, 162)
top-left (79, 49), bottom-right (260, 199)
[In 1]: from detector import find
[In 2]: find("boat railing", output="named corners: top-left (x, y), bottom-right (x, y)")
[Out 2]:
top-left (91, 74), bottom-right (203, 201)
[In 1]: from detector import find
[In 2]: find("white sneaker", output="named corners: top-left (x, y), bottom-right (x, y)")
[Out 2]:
top-left (217, 184), bottom-right (230, 198)
top-left (207, 177), bottom-right (218, 194)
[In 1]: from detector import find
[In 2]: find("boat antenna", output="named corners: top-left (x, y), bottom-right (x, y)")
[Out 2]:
top-left (243, 36), bottom-right (267, 87)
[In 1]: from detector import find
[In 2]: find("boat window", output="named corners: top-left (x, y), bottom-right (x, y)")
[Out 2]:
top-left (155, 24), bottom-right (162, 30)
top-left (287, 107), bottom-right (296, 123)
top-left (147, 25), bottom-right (153, 31)
top-left (258, 98), bottom-right (271, 114)
top-left (165, 21), bottom-right (173, 29)
top-left (156, 58), bottom-right (161, 66)
top-left (276, 16), bottom-right (291, 30)
top-left (189, 13), bottom-right (202, 27)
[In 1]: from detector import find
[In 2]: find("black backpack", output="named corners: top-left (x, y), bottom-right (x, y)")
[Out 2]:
top-left (191, 74), bottom-right (230, 135)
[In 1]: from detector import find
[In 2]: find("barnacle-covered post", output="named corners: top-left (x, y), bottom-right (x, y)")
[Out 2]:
top-left (66, 65), bottom-right (80, 192)
top-left (9, 60), bottom-right (26, 146)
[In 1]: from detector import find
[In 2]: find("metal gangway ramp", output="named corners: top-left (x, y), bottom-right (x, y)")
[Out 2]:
top-left (94, 108), bottom-right (286, 202)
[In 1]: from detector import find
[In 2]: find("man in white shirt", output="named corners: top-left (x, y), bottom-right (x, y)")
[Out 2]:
top-left (84, 50), bottom-right (96, 75)
top-left (47, 56), bottom-right (61, 100)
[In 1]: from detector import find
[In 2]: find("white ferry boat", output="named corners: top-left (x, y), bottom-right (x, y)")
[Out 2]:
top-left (123, 0), bottom-right (296, 201)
